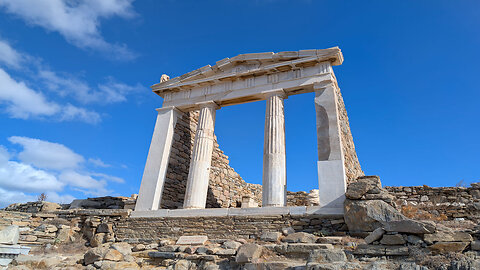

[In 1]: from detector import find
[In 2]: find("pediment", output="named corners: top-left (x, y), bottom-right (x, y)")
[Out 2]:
top-left (152, 47), bottom-right (343, 94)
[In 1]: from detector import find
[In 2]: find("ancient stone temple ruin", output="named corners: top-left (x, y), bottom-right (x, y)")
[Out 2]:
top-left (133, 47), bottom-right (363, 217)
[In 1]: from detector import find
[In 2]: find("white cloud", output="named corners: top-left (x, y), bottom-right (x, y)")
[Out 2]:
top-left (39, 70), bottom-right (145, 104)
top-left (88, 158), bottom-right (111, 168)
top-left (0, 188), bottom-right (36, 208)
top-left (0, 0), bottom-right (137, 60)
top-left (0, 68), bottom-right (101, 123)
top-left (91, 172), bottom-right (125, 184)
top-left (44, 192), bottom-right (75, 205)
top-left (97, 77), bottom-right (144, 103)
top-left (59, 104), bottom-right (101, 124)
top-left (0, 39), bottom-right (25, 68)
top-left (0, 68), bottom-right (101, 124)
top-left (8, 136), bottom-right (84, 170)
top-left (0, 68), bottom-right (60, 119)
top-left (59, 170), bottom-right (110, 196)
top-left (0, 137), bottom-right (124, 207)
top-left (0, 146), bottom-right (65, 193)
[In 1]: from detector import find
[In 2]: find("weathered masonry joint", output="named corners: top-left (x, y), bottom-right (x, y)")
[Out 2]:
top-left (134, 47), bottom-right (363, 217)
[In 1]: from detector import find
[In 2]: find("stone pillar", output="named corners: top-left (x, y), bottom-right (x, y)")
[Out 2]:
top-left (183, 102), bottom-right (219, 209)
top-left (135, 107), bottom-right (182, 211)
top-left (262, 91), bottom-right (287, 207)
top-left (314, 83), bottom-right (347, 210)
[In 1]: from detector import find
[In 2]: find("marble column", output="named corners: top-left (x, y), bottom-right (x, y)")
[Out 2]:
top-left (262, 91), bottom-right (287, 207)
top-left (314, 83), bottom-right (347, 210)
top-left (183, 102), bottom-right (219, 209)
top-left (135, 107), bottom-right (181, 211)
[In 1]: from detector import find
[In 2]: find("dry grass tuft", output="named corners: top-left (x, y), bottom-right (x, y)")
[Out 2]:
top-left (401, 205), bottom-right (448, 222)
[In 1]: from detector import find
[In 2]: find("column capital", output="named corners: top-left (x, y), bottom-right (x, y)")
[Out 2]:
top-left (156, 106), bottom-right (183, 114)
top-left (312, 81), bottom-right (336, 92)
top-left (197, 101), bottom-right (220, 110)
top-left (264, 89), bottom-right (287, 99)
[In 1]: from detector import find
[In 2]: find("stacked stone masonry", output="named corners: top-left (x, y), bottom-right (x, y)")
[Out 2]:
top-left (115, 215), bottom-right (345, 243)
top-left (334, 85), bottom-right (364, 184)
top-left (386, 183), bottom-right (480, 222)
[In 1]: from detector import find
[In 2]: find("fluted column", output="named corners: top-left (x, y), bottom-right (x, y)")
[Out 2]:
top-left (183, 102), bottom-right (218, 209)
top-left (262, 91), bottom-right (287, 207)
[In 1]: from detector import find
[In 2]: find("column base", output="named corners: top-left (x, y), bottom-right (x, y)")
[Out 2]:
top-left (317, 160), bottom-right (346, 209)
top-left (262, 203), bottom-right (284, 207)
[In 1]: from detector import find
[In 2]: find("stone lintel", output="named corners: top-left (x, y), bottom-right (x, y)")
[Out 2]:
top-left (158, 64), bottom-right (335, 112)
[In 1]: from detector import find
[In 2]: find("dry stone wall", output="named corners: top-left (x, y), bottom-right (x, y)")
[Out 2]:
top-left (335, 86), bottom-right (364, 184)
top-left (386, 183), bottom-right (480, 222)
top-left (115, 215), bottom-right (346, 243)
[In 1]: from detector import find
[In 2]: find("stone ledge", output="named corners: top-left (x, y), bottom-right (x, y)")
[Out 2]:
top-left (130, 206), bottom-right (343, 218)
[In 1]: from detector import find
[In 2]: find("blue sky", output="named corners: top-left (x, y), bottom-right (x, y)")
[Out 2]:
top-left (0, 0), bottom-right (479, 207)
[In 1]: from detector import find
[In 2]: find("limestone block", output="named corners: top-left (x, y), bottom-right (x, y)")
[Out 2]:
top-left (148, 252), bottom-right (176, 259)
top-left (104, 249), bottom-right (123, 261)
top-left (406, 235), bottom-right (423, 245)
top-left (423, 232), bottom-right (472, 244)
top-left (260, 231), bottom-right (281, 242)
top-left (235, 243), bottom-right (264, 263)
top-left (111, 242), bottom-right (132, 256)
top-left (176, 235), bottom-right (208, 245)
top-left (316, 236), bottom-right (343, 245)
top-left (84, 246), bottom-right (109, 265)
top-left (428, 242), bottom-right (469, 254)
top-left (353, 244), bottom-right (408, 256)
top-left (222, 240), bottom-right (242, 250)
top-left (382, 220), bottom-right (436, 234)
top-left (285, 243), bottom-right (333, 254)
top-left (307, 249), bottom-right (346, 263)
top-left (380, 234), bottom-right (406, 245)
top-left (282, 232), bottom-right (318, 243)
top-left (345, 176), bottom-right (382, 199)
top-left (0, 225), bottom-right (19, 245)
top-left (40, 202), bottom-right (61, 212)
top-left (159, 245), bottom-right (178, 252)
top-left (344, 199), bottom-right (405, 232)
top-left (364, 228), bottom-right (385, 244)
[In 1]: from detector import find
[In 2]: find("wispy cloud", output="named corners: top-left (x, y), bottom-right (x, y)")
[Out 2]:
top-left (0, 68), bottom-right (59, 119)
top-left (88, 158), bottom-right (111, 168)
top-left (0, 68), bottom-right (101, 123)
top-left (0, 39), bottom-right (26, 68)
top-left (39, 70), bottom-right (145, 104)
top-left (0, 38), bottom-right (145, 123)
top-left (0, 0), bottom-right (138, 60)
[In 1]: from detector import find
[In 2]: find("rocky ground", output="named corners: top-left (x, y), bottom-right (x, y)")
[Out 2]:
top-left (1, 176), bottom-right (479, 270)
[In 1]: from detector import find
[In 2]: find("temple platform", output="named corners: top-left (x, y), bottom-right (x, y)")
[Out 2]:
top-left (130, 205), bottom-right (343, 218)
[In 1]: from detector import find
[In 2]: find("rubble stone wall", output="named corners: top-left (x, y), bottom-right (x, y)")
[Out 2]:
top-left (386, 183), bottom-right (480, 221)
top-left (115, 215), bottom-right (345, 243)
top-left (335, 86), bottom-right (364, 184)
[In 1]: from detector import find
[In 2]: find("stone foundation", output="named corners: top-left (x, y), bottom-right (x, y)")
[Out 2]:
top-left (116, 214), bottom-right (346, 243)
